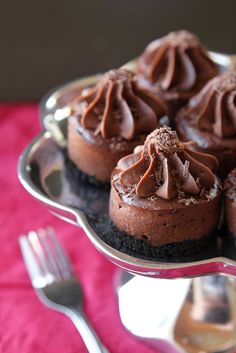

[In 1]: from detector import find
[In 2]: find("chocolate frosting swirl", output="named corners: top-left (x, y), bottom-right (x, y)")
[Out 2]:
top-left (185, 72), bottom-right (236, 138)
top-left (73, 69), bottom-right (167, 140)
top-left (137, 30), bottom-right (219, 93)
top-left (117, 127), bottom-right (218, 200)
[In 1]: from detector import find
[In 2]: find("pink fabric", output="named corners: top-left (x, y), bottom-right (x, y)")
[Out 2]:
top-left (0, 104), bottom-right (157, 353)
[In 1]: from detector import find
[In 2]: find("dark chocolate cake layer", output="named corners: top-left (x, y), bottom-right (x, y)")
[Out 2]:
top-left (89, 214), bottom-right (218, 262)
top-left (64, 151), bottom-right (110, 190)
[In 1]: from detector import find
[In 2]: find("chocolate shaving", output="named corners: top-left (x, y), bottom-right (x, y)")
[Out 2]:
top-left (178, 197), bottom-right (197, 206)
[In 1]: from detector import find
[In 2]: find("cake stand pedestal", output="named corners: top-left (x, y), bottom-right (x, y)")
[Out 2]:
top-left (116, 272), bottom-right (236, 353)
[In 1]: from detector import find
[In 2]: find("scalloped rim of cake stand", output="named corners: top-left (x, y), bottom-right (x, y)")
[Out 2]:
top-left (18, 131), bottom-right (236, 279)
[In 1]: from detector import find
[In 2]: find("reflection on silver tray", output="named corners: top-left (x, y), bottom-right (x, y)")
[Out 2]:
top-left (18, 53), bottom-right (236, 279)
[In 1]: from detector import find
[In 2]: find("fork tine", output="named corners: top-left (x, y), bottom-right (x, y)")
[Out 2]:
top-left (28, 230), bottom-right (53, 277)
top-left (37, 228), bottom-right (62, 280)
top-left (45, 227), bottom-right (73, 279)
top-left (19, 234), bottom-right (53, 288)
top-left (20, 227), bottom-right (73, 287)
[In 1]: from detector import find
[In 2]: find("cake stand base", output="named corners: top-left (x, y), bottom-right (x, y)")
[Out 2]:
top-left (116, 271), bottom-right (236, 353)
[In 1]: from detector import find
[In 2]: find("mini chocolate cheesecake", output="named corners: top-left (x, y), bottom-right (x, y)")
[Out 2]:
top-left (224, 168), bottom-right (236, 237)
top-left (176, 72), bottom-right (236, 179)
top-left (109, 127), bottom-right (221, 254)
top-left (136, 30), bottom-right (219, 118)
top-left (68, 69), bottom-right (167, 183)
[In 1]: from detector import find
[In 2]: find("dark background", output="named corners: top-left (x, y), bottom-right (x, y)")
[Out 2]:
top-left (0, 0), bottom-right (235, 100)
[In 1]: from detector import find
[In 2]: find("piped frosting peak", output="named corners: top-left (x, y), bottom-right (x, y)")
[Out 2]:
top-left (186, 71), bottom-right (236, 138)
top-left (137, 30), bottom-right (219, 92)
top-left (73, 69), bottom-right (167, 140)
top-left (117, 126), bottom-right (218, 200)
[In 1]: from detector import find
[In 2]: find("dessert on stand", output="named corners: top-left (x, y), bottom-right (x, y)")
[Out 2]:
top-left (136, 30), bottom-right (219, 117)
top-left (68, 69), bottom-right (167, 183)
top-left (18, 31), bottom-right (236, 353)
top-left (176, 71), bottom-right (236, 179)
top-left (109, 126), bottom-right (221, 258)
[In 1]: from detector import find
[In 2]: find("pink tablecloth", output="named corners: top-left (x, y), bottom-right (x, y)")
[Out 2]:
top-left (0, 104), bottom-right (158, 353)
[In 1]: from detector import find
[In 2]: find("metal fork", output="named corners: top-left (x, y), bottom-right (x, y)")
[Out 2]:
top-left (19, 227), bottom-right (109, 353)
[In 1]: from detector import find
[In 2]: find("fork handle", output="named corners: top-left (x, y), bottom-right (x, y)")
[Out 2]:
top-left (66, 307), bottom-right (109, 353)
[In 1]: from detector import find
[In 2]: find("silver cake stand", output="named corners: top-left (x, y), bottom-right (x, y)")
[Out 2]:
top-left (18, 54), bottom-right (236, 353)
